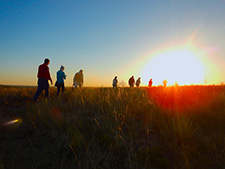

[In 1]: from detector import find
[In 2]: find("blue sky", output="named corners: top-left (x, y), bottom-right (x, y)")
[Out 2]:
top-left (0, 0), bottom-right (225, 86)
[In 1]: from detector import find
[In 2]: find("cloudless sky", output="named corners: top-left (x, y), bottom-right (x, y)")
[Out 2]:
top-left (0, 0), bottom-right (225, 86)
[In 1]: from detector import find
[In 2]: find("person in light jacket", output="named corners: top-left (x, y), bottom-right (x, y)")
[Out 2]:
top-left (73, 69), bottom-right (84, 88)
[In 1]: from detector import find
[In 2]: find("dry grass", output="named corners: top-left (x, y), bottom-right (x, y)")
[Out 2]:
top-left (0, 85), bottom-right (225, 169)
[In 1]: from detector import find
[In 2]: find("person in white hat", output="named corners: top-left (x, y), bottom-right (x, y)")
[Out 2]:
top-left (56, 65), bottom-right (66, 95)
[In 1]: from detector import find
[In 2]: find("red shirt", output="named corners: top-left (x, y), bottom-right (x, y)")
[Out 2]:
top-left (37, 63), bottom-right (52, 81)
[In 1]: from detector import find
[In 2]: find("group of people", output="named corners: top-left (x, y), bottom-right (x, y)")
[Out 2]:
top-left (112, 76), bottom-right (153, 88)
top-left (32, 58), bottom-right (84, 101)
top-left (32, 58), bottom-right (159, 101)
top-left (128, 76), bottom-right (141, 87)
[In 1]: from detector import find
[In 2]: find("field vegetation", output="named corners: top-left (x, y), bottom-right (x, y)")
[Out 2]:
top-left (0, 85), bottom-right (225, 169)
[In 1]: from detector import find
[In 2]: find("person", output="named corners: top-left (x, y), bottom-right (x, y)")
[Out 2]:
top-left (32, 58), bottom-right (53, 101)
top-left (163, 79), bottom-right (168, 87)
top-left (136, 77), bottom-right (141, 87)
top-left (148, 78), bottom-right (153, 87)
top-left (73, 69), bottom-right (84, 88)
top-left (112, 76), bottom-right (118, 88)
top-left (56, 65), bottom-right (66, 95)
top-left (128, 76), bottom-right (135, 87)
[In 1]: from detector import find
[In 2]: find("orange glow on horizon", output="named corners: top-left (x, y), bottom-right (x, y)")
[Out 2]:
top-left (147, 85), bottom-right (222, 114)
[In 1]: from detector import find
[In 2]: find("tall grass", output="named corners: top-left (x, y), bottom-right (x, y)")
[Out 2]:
top-left (1, 86), bottom-right (225, 169)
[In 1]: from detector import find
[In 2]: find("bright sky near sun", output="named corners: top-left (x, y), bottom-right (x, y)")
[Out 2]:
top-left (0, 0), bottom-right (225, 87)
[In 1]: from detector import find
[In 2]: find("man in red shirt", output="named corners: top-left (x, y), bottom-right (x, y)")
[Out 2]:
top-left (33, 58), bottom-right (53, 101)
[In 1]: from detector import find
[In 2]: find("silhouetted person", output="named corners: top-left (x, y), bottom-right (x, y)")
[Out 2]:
top-left (56, 65), bottom-right (66, 95)
top-left (128, 76), bottom-right (135, 87)
top-left (163, 80), bottom-right (168, 87)
top-left (148, 78), bottom-right (153, 87)
top-left (73, 69), bottom-right (84, 88)
top-left (136, 77), bottom-right (141, 87)
top-left (33, 58), bottom-right (53, 101)
top-left (112, 76), bottom-right (118, 88)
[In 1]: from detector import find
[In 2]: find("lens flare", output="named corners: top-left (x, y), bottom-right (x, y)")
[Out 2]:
top-left (2, 118), bottom-right (22, 126)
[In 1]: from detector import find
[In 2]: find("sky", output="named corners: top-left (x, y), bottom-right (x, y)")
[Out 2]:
top-left (0, 0), bottom-right (225, 87)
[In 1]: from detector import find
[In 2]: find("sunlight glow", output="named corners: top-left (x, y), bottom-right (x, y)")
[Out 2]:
top-left (141, 47), bottom-right (206, 86)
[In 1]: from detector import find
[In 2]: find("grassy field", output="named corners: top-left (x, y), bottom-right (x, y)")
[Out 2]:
top-left (0, 85), bottom-right (225, 169)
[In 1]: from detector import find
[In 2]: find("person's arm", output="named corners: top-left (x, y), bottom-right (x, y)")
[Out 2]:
top-left (37, 66), bottom-right (40, 78)
top-left (63, 72), bottom-right (66, 80)
top-left (49, 77), bottom-right (53, 85)
top-left (73, 74), bottom-right (75, 85)
top-left (46, 66), bottom-right (53, 85)
top-left (49, 76), bottom-right (53, 85)
top-left (81, 74), bottom-right (84, 85)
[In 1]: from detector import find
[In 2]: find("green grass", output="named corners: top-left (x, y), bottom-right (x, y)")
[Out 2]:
top-left (0, 86), bottom-right (225, 169)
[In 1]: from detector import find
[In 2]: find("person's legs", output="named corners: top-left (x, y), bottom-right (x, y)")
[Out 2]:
top-left (57, 83), bottom-right (64, 95)
top-left (43, 79), bottom-right (49, 98)
top-left (78, 83), bottom-right (82, 88)
top-left (61, 83), bottom-right (64, 94)
top-left (57, 84), bottom-right (60, 96)
top-left (33, 79), bottom-right (44, 101)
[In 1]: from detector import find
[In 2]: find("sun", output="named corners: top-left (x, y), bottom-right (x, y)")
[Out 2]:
top-left (140, 48), bottom-right (206, 86)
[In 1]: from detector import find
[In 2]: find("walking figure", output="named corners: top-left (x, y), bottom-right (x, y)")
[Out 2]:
top-left (32, 58), bottom-right (53, 101)
top-left (128, 76), bottom-right (135, 87)
top-left (148, 79), bottom-right (153, 87)
top-left (112, 76), bottom-right (118, 88)
top-left (73, 69), bottom-right (84, 88)
top-left (136, 77), bottom-right (141, 87)
top-left (56, 65), bottom-right (66, 95)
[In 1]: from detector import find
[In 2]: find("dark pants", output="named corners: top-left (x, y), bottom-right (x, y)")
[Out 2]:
top-left (57, 83), bottom-right (64, 95)
top-left (33, 78), bottom-right (49, 100)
